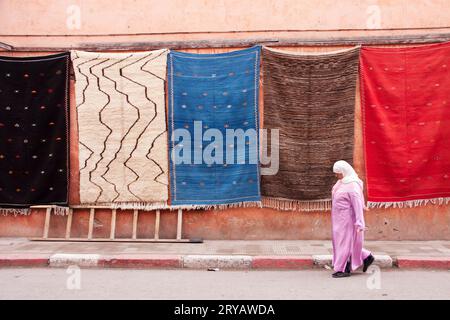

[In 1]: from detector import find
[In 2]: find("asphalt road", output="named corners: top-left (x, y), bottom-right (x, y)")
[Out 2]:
top-left (0, 268), bottom-right (449, 300)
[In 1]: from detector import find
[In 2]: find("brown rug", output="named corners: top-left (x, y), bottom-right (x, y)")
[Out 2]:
top-left (261, 47), bottom-right (360, 211)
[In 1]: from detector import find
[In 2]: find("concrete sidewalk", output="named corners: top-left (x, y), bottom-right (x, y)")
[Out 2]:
top-left (0, 238), bottom-right (449, 270)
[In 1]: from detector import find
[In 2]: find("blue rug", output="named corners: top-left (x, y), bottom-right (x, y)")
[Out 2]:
top-left (168, 47), bottom-right (261, 207)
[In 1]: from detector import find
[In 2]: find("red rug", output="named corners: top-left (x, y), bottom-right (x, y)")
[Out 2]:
top-left (360, 42), bottom-right (450, 208)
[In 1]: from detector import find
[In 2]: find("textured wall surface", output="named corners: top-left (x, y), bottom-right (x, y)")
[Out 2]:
top-left (0, 0), bottom-right (449, 240)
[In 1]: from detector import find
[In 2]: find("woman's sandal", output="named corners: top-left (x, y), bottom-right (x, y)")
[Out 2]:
top-left (363, 254), bottom-right (375, 272)
top-left (345, 261), bottom-right (351, 273)
top-left (332, 271), bottom-right (351, 278)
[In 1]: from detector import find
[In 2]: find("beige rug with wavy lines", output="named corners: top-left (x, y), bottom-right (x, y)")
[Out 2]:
top-left (72, 49), bottom-right (169, 210)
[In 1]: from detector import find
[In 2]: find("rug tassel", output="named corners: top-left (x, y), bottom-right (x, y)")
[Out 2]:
top-left (367, 197), bottom-right (450, 209)
top-left (0, 208), bottom-right (31, 216)
top-left (214, 201), bottom-right (262, 210)
top-left (109, 201), bottom-right (262, 211)
top-left (169, 201), bottom-right (262, 211)
top-left (111, 201), bottom-right (170, 211)
top-left (53, 206), bottom-right (70, 216)
top-left (262, 197), bottom-right (332, 212)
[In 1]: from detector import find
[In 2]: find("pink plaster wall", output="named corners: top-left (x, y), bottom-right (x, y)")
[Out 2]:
top-left (0, 0), bottom-right (449, 240)
top-left (1, 0), bottom-right (450, 35)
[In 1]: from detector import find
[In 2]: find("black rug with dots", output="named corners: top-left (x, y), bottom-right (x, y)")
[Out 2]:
top-left (0, 52), bottom-right (69, 209)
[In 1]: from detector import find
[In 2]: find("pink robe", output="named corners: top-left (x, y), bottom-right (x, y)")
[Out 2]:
top-left (331, 180), bottom-right (371, 272)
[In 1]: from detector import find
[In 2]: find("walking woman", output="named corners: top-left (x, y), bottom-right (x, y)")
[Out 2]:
top-left (331, 160), bottom-right (374, 278)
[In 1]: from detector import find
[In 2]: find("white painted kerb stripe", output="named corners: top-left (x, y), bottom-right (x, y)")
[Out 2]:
top-left (49, 253), bottom-right (100, 267)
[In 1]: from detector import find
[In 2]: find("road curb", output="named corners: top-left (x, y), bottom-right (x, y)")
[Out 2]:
top-left (252, 256), bottom-right (313, 269)
top-left (101, 254), bottom-right (182, 268)
top-left (49, 253), bottom-right (100, 267)
top-left (0, 254), bottom-right (50, 268)
top-left (182, 255), bottom-right (253, 269)
top-left (0, 253), bottom-right (449, 270)
top-left (396, 256), bottom-right (450, 269)
top-left (312, 254), bottom-right (393, 268)
top-left (47, 254), bottom-right (183, 269)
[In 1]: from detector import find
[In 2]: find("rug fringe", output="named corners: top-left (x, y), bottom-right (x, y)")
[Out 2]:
top-left (110, 202), bottom-right (170, 211)
top-left (214, 201), bottom-right (262, 210)
top-left (262, 197), bottom-right (332, 212)
top-left (53, 206), bottom-right (70, 216)
top-left (169, 201), bottom-right (262, 211)
top-left (69, 201), bottom-right (261, 212)
top-left (1, 206), bottom-right (70, 216)
top-left (0, 208), bottom-right (31, 216)
top-left (367, 197), bottom-right (450, 209)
